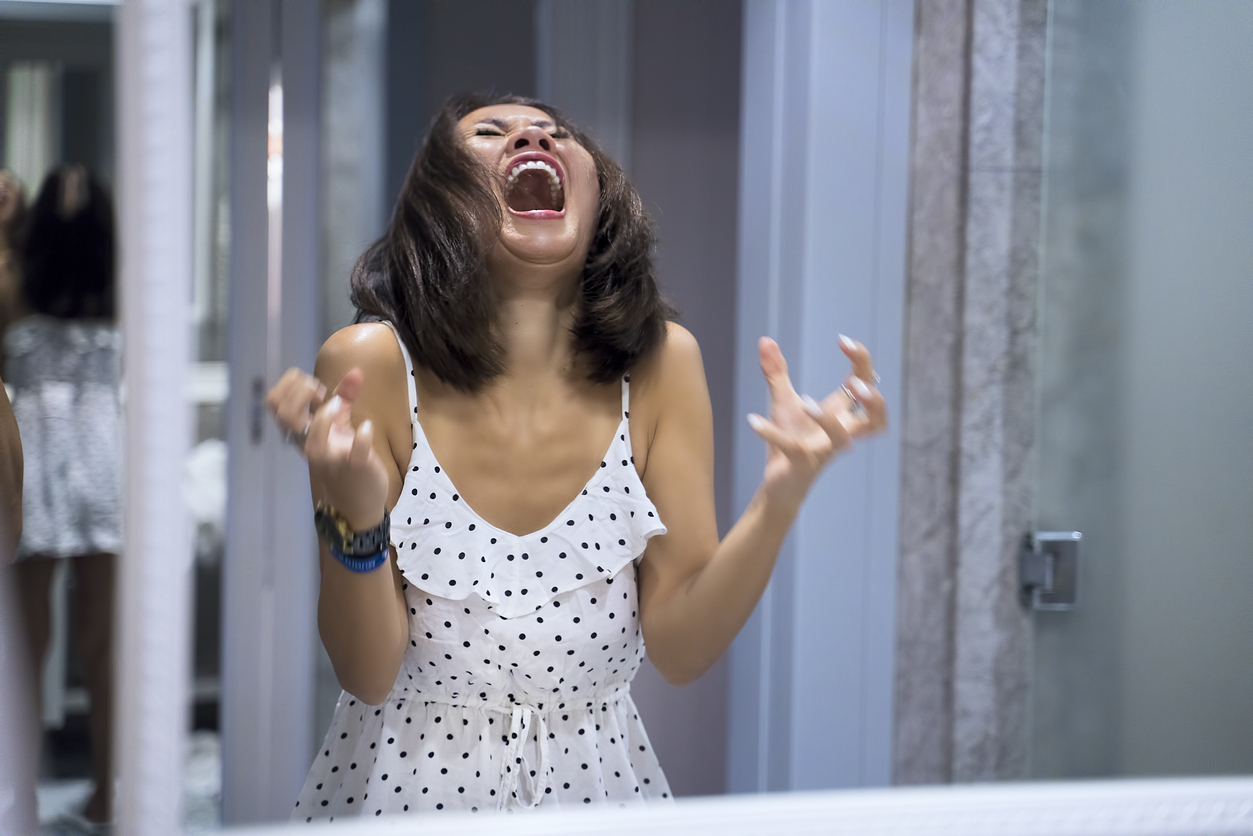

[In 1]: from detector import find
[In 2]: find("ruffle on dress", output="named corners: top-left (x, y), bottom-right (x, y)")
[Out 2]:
top-left (391, 419), bottom-right (665, 619)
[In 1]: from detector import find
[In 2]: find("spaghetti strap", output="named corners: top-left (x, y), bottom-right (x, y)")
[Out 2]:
top-left (380, 321), bottom-right (419, 423)
top-left (620, 373), bottom-right (630, 419)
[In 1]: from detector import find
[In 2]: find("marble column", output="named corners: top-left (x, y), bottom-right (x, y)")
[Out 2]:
top-left (894, 0), bottom-right (1047, 783)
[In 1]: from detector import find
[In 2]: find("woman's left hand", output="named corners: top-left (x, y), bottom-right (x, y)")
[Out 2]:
top-left (747, 334), bottom-right (887, 509)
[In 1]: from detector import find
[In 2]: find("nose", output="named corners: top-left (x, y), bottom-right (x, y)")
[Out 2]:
top-left (510, 124), bottom-right (552, 153)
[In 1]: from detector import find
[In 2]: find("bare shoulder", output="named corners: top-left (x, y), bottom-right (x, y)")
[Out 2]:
top-left (633, 321), bottom-right (707, 402)
top-left (630, 322), bottom-right (712, 471)
top-left (315, 322), bottom-right (411, 472)
top-left (315, 322), bottom-right (405, 388)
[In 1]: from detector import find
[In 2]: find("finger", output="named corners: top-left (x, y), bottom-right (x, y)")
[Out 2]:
top-left (845, 375), bottom-right (888, 436)
top-left (276, 377), bottom-right (325, 436)
top-left (265, 367), bottom-right (305, 414)
top-left (332, 367), bottom-right (366, 406)
top-left (825, 384), bottom-right (859, 416)
top-left (801, 394), bottom-right (854, 451)
top-left (746, 413), bottom-right (806, 458)
top-left (348, 419), bottom-right (375, 470)
top-left (304, 394), bottom-right (343, 461)
top-left (838, 334), bottom-right (877, 383)
top-left (758, 337), bottom-right (799, 408)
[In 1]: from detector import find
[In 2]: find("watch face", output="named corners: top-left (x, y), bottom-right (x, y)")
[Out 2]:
top-left (314, 507), bottom-right (347, 551)
top-left (315, 505), bottom-right (389, 557)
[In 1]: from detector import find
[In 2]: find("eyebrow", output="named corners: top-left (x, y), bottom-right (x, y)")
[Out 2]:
top-left (475, 117), bottom-right (556, 130)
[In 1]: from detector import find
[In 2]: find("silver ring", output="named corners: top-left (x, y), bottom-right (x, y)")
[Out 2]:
top-left (284, 417), bottom-right (311, 449)
top-left (841, 384), bottom-right (862, 413)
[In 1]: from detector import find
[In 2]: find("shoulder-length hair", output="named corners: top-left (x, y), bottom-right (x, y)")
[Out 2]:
top-left (21, 166), bottom-right (115, 320)
top-left (351, 93), bottom-right (675, 392)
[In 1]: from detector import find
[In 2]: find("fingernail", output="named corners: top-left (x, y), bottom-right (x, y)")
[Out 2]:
top-left (851, 377), bottom-right (873, 397)
top-left (801, 394), bottom-right (824, 419)
top-left (360, 419), bottom-right (373, 434)
top-left (747, 413), bottom-right (766, 430)
top-left (839, 334), bottom-right (857, 351)
top-left (326, 395), bottom-right (342, 412)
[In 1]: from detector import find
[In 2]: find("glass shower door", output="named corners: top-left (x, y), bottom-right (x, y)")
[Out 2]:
top-left (1030, 0), bottom-right (1253, 779)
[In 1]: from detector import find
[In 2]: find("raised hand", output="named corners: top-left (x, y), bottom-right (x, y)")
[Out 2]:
top-left (747, 335), bottom-right (887, 508)
top-left (269, 367), bottom-right (390, 530)
top-left (266, 367), bottom-right (327, 450)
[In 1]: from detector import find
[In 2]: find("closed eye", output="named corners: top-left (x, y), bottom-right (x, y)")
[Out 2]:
top-left (475, 128), bottom-right (504, 137)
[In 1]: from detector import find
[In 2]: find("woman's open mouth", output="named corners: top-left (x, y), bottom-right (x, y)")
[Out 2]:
top-left (504, 154), bottom-right (565, 217)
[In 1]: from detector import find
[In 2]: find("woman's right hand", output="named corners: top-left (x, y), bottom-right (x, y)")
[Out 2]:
top-left (266, 367), bottom-right (326, 449)
top-left (268, 367), bottom-right (390, 530)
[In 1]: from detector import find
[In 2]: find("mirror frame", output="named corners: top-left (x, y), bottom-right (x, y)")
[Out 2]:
top-left (225, 778), bottom-right (1253, 835)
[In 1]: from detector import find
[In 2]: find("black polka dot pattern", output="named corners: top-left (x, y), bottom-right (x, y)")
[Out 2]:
top-left (385, 397), bottom-right (665, 619)
top-left (292, 324), bottom-right (672, 820)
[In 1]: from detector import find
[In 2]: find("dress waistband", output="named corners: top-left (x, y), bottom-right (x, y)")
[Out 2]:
top-left (409, 689), bottom-right (631, 810)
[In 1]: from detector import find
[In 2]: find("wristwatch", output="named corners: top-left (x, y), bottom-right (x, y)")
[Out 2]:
top-left (314, 502), bottom-right (390, 557)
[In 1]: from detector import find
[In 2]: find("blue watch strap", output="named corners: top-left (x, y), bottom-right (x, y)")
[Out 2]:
top-left (329, 546), bottom-right (388, 573)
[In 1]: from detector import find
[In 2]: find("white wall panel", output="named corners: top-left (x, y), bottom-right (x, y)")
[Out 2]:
top-left (727, 0), bottom-right (912, 792)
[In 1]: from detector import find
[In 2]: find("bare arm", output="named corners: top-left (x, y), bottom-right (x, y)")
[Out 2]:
top-left (0, 376), bottom-right (21, 557)
top-left (637, 325), bottom-right (885, 685)
top-left (297, 324), bottom-right (412, 705)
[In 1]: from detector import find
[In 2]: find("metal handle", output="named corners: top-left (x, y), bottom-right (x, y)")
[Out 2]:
top-left (1020, 531), bottom-right (1081, 611)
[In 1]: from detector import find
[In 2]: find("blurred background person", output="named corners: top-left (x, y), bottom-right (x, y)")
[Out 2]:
top-left (4, 165), bottom-right (121, 830)
top-left (0, 170), bottom-right (29, 375)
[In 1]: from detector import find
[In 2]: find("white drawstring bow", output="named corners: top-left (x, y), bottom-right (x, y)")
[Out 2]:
top-left (498, 703), bottom-right (551, 810)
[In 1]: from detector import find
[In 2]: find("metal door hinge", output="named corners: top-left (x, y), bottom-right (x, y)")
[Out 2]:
top-left (1020, 531), bottom-right (1081, 611)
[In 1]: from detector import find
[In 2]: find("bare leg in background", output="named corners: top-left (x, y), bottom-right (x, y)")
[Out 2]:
top-left (13, 557), bottom-right (55, 726)
top-left (73, 551), bottom-right (116, 825)
top-left (14, 553), bottom-right (117, 825)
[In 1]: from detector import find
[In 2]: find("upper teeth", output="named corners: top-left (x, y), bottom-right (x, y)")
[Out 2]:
top-left (507, 160), bottom-right (563, 198)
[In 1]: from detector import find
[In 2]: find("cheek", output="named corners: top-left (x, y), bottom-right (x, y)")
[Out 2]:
top-left (572, 170), bottom-right (600, 226)
top-left (576, 186), bottom-right (600, 221)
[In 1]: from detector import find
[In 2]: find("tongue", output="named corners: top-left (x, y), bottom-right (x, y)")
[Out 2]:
top-left (507, 169), bottom-right (559, 212)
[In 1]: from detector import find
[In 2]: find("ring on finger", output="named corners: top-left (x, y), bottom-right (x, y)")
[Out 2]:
top-left (284, 416), bottom-right (312, 449)
top-left (841, 384), bottom-right (863, 414)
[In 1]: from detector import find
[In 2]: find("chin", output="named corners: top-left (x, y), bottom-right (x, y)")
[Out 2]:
top-left (497, 222), bottom-right (587, 269)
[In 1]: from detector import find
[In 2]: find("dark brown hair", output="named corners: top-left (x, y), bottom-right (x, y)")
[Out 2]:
top-left (350, 93), bottom-right (674, 391)
top-left (21, 166), bottom-right (115, 320)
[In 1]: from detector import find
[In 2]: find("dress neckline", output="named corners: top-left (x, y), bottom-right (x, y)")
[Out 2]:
top-left (409, 412), bottom-right (631, 541)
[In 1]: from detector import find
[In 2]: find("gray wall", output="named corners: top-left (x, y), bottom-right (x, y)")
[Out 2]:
top-left (625, 0), bottom-right (742, 799)
top-left (1032, 0), bottom-right (1253, 778)
top-left (384, 0), bottom-right (536, 211)
top-left (1029, 0), bottom-right (1137, 779)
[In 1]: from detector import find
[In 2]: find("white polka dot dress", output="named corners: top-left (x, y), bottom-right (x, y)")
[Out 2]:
top-left (293, 324), bottom-right (673, 821)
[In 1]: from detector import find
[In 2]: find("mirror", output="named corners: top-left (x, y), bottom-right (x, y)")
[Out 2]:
top-left (3, 1), bottom-right (1250, 834)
